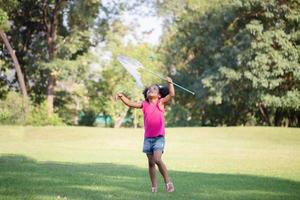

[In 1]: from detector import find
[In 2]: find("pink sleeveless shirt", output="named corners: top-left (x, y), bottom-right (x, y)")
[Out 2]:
top-left (142, 100), bottom-right (165, 138)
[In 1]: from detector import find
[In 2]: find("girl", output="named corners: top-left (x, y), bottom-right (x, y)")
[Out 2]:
top-left (116, 77), bottom-right (175, 193)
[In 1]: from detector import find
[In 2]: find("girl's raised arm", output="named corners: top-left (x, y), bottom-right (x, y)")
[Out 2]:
top-left (160, 77), bottom-right (175, 105)
top-left (116, 93), bottom-right (142, 108)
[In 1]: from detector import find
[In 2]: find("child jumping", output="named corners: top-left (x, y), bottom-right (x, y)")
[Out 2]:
top-left (116, 77), bottom-right (175, 193)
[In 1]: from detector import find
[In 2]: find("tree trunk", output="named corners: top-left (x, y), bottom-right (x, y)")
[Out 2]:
top-left (133, 108), bottom-right (137, 128)
top-left (258, 103), bottom-right (271, 126)
top-left (46, 73), bottom-right (56, 115)
top-left (114, 108), bottom-right (129, 128)
top-left (0, 29), bottom-right (29, 111)
top-left (44, 0), bottom-right (64, 116)
top-left (274, 109), bottom-right (282, 126)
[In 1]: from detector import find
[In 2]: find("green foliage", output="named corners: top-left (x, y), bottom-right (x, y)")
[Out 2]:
top-left (0, 92), bottom-right (63, 125)
top-left (0, 0), bottom-right (18, 30)
top-left (25, 102), bottom-right (64, 126)
top-left (160, 0), bottom-right (300, 126)
top-left (68, 0), bottom-right (100, 30)
top-left (2, 0), bottom-right (300, 127)
top-left (0, 92), bottom-right (26, 124)
top-left (99, 42), bottom-right (166, 127)
top-left (0, 0), bottom-right (18, 12)
top-left (54, 89), bottom-right (83, 125)
top-left (83, 20), bottom-right (167, 127)
top-left (24, 102), bottom-right (64, 126)
top-left (0, 8), bottom-right (9, 31)
top-left (78, 110), bottom-right (97, 126)
top-left (0, 0), bottom-right (104, 124)
top-left (0, 60), bottom-right (9, 99)
top-left (165, 104), bottom-right (194, 127)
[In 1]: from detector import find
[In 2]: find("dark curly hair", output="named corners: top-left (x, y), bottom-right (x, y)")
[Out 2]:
top-left (143, 84), bottom-right (169, 101)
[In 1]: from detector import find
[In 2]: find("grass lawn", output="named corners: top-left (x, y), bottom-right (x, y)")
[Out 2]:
top-left (0, 126), bottom-right (300, 199)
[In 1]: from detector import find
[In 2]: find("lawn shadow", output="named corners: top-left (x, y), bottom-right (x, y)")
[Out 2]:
top-left (0, 154), bottom-right (299, 200)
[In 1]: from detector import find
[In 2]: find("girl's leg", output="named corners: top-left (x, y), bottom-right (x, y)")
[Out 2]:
top-left (153, 150), bottom-right (175, 192)
top-left (146, 154), bottom-right (157, 188)
top-left (153, 150), bottom-right (170, 183)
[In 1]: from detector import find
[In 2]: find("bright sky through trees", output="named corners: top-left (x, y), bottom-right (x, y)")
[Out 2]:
top-left (102, 0), bottom-right (163, 46)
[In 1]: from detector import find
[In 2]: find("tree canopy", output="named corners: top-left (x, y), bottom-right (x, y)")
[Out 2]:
top-left (160, 0), bottom-right (300, 126)
top-left (0, 0), bottom-right (299, 127)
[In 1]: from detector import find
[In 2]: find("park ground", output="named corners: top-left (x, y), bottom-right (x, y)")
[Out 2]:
top-left (0, 126), bottom-right (300, 200)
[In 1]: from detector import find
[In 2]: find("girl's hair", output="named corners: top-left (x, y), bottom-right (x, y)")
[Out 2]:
top-left (143, 84), bottom-right (169, 101)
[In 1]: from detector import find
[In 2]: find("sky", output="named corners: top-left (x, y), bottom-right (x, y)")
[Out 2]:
top-left (121, 12), bottom-right (164, 46)
top-left (102, 0), bottom-right (164, 46)
top-left (89, 0), bottom-right (164, 76)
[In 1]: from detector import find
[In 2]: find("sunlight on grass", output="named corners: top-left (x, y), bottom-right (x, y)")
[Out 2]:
top-left (68, 185), bottom-right (124, 192)
top-left (0, 126), bottom-right (300, 199)
top-left (0, 126), bottom-right (300, 180)
top-left (0, 154), bottom-right (299, 200)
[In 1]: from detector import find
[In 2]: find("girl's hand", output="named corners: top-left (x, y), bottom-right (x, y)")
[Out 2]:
top-left (160, 76), bottom-right (175, 105)
top-left (115, 93), bottom-right (123, 100)
top-left (115, 93), bottom-right (142, 108)
top-left (166, 77), bottom-right (173, 84)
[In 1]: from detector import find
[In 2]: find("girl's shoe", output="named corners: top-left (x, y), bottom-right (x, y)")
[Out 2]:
top-left (166, 181), bottom-right (174, 193)
top-left (151, 187), bottom-right (157, 193)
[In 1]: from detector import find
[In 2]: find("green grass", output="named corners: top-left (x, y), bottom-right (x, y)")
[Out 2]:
top-left (0, 126), bottom-right (300, 199)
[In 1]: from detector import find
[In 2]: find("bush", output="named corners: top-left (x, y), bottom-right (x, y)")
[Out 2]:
top-left (78, 110), bottom-right (96, 126)
top-left (0, 92), bottom-right (64, 126)
top-left (0, 92), bottom-right (26, 124)
top-left (25, 102), bottom-right (64, 126)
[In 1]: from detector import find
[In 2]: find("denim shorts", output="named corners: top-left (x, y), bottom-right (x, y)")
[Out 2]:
top-left (143, 136), bottom-right (165, 154)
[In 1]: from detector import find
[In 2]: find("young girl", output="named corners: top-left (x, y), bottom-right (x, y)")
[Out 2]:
top-left (116, 77), bottom-right (175, 193)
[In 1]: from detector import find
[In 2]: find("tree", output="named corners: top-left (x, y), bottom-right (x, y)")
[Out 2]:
top-left (160, 0), bottom-right (300, 126)
top-left (0, 1), bottom-right (28, 111)
top-left (82, 18), bottom-right (166, 127)
top-left (1, 0), bottom-right (101, 118)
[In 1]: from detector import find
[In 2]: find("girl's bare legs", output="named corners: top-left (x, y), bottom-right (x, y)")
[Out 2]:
top-left (147, 151), bottom-right (174, 192)
top-left (147, 154), bottom-right (157, 188)
top-left (153, 150), bottom-right (170, 184)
